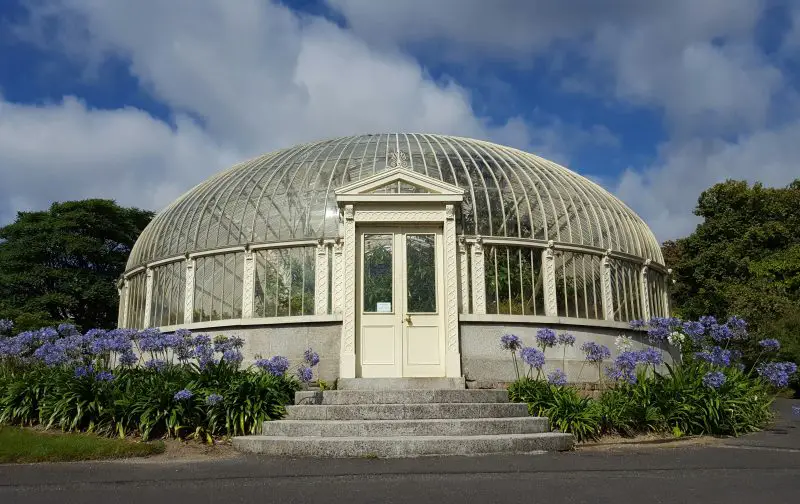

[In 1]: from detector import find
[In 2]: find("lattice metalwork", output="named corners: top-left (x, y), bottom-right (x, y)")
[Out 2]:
top-left (124, 272), bottom-right (147, 329)
top-left (555, 251), bottom-right (604, 320)
top-left (253, 247), bottom-right (315, 318)
top-left (611, 259), bottom-right (643, 322)
top-left (127, 134), bottom-right (663, 271)
top-left (193, 253), bottom-right (244, 322)
top-left (150, 261), bottom-right (186, 327)
top-left (484, 244), bottom-right (545, 316)
top-left (647, 268), bottom-right (668, 318)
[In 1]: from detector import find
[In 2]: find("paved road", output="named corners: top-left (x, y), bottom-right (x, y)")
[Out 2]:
top-left (1, 399), bottom-right (798, 504)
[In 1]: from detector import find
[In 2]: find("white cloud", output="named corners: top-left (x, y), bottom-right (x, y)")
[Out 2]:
top-left (0, 96), bottom-right (237, 223)
top-left (615, 122), bottom-right (800, 240)
top-left (326, 0), bottom-right (799, 241)
top-left (2, 0), bottom-right (797, 247)
top-left (0, 0), bottom-right (553, 224)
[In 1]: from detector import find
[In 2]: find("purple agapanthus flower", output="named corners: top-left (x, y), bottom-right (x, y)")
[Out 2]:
top-left (144, 359), bottom-right (167, 371)
top-left (206, 393), bottom-right (223, 406)
top-left (304, 348), bottom-right (320, 367)
top-left (709, 324), bottom-right (733, 343)
top-left (174, 389), bottom-right (193, 401)
top-left (95, 371), bottom-right (114, 382)
top-left (682, 321), bottom-right (705, 344)
top-left (695, 346), bottom-right (733, 367)
top-left (547, 369), bottom-right (568, 386)
top-left (606, 350), bottom-right (639, 384)
top-left (637, 347), bottom-right (663, 367)
top-left (726, 316), bottom-right (748, 339)
top-left (535, 328), bottom-right (557, 349)
top-left (0, 319), bottom-right (14, 335)
top-left (581, 341), bottom-right (611, 363)
top-left (702, 371), bottom-right (726, 389)
top-left (74, 365), bottom-right (93, 378)
top-left (629, 319), bottom-right (646, 329)
top-left (557, 333), bottom-right (576, 347)
top-left (297, 366), bottom-right (313, 383)
top-left (256, 356), bottom-right (290, 376)
top-left (758, 339), bottom-right (780, 351)
top-left (756, 362), bottom-right (798, 388)
top-left (520, 347), bottom-right (545, 370)
top-left (500, 334), bottom-right (522, 351)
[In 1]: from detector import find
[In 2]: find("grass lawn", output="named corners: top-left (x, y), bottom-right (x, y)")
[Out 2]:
top-left (0, 425), bottom-right (165, 463)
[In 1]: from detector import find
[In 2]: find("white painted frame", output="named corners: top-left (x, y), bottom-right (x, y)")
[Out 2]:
top-left (335, 167), bottom-right (464, 379)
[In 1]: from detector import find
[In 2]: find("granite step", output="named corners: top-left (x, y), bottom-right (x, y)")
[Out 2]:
top-left (294, 389), bottom-right (509, 405)
top-left (260, 416), bottom-right (549, 437)
top-left (285, 402), bottom-right (529, 421)
top-left (337, 378), bottom-right (466, 390)
top-left (233, 432), bottom-right (574, 458)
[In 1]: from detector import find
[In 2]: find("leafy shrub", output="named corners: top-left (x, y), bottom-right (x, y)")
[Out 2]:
top-left (509, 378), bottom-right (600, 442)
top-left (502, 314), bottom-right (793, 442)
top-left (0, 322), bottom-right (307, 441)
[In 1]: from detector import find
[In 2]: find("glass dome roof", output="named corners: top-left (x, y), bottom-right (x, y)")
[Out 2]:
top-left (127, 133), bottom-right (663, 270)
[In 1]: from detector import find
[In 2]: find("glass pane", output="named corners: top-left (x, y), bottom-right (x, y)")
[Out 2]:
top-left (363, 235), bottom-right (393, 312)
top-left (406, 234), bottom-right (437, 313)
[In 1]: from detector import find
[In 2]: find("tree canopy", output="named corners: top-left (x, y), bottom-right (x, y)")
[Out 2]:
top-left (0, 200), bottom-right (153, 332)
top-left (665, 179), bottom-right (800, 371)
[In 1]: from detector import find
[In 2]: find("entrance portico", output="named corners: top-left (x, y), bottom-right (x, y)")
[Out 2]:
top-left (335, 162), bottom-right (464, 379)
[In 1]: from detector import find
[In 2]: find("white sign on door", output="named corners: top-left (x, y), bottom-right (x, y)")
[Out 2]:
top-left (376, 302), bottom-right (392, 313)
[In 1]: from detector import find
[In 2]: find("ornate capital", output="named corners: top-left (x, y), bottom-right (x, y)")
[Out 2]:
top-left (343, 204), bottom-right (354, 220)
top-left (445, 204), bottom-right (455, 220)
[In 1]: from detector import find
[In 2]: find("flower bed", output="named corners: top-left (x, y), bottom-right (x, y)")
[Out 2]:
top-left (503, 317), bottom-right (799, 442)
top-left (0, 321), bottom-right (321, 442)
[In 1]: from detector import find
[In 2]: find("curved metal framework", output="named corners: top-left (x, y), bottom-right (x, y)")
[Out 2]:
top-left (119, 134), bottom-right (669, 330)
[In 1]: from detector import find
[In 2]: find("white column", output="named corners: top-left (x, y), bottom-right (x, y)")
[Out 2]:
top-left (241, 249), bottom-right (255, 318)
top-left (600, 251), bottom-right (615, 320)
top-left (443, 205), bottom-right (461, 378)
top-left (332, 239), bottom-right (344, 315)
top-left (315, 240), bottom-right (330, 315)
top-left (470, 236), bottom-right (486, 315)
top-left (184, 258), bottom-right (195, 325)
top-left (639, 260), bottom-right (651, 322)
top-left (542, 242), bottom-right (558, 317)
top-left (458, 237), bottom-right (471, 314)
top-left (119, 278), bottom-right (129, 328)
top-left (664, 269), bottom-right (673, 316)
top-left (143, 267), bottom-right (154, 328)
top-left (340, 205), bottom-right (356, 378)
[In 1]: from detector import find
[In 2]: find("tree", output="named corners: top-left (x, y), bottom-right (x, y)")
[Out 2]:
top-left (0, 199), bottom-right (153, 332)
top-left (665, 179), bottom-right (800, 385)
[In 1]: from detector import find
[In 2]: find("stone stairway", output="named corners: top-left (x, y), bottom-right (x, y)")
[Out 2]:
top-left (232, 379), bottom-right (574, 458)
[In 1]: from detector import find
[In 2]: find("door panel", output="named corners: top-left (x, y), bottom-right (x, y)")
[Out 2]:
top-left (357, 226), bottom-right (445, 378)
top-left (401, 231), bottom-right (444, 377)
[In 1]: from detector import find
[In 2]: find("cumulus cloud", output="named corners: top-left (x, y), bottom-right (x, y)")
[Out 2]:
top-left (0, 0), bottom-right (552, 224)
top-left (1, 0), bottom-right (798, 244)
top-left (326, 0), bottom-right (800, 239)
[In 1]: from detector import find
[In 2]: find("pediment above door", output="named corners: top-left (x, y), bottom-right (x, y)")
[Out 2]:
top-left (335, 167), bottom-right (464, 204)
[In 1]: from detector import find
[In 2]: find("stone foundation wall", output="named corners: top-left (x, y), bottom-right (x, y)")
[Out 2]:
top-left (460, 322), bottom-right (679, 386)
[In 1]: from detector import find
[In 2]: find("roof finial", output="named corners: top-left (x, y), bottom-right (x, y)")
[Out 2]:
top-left (388, 149), bottom-right (409, 169)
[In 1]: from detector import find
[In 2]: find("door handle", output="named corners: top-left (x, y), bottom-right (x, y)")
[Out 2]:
top-left (404, 314), bottom-right (412, 325)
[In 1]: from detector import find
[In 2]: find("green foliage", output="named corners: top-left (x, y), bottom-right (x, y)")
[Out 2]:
top-left (665, 179), bottom-right (800, 382)
top-left (509, 362), bottom-right (775, 442)
top-left (509, 378), bottom-right (600, 442)
top-left (0, 362), bottom-right (300, 442)
top-left (0, 425), bottom-right (164, 463)
top-left (653, 362), bottom-right (773, 436)
top-left (0, 199), bottom-right (153, 331)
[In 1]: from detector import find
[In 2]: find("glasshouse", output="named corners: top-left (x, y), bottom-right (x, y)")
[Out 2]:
top-left (119, 133), bottom-right (673, 384)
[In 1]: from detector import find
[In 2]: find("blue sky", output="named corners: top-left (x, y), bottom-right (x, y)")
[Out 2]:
top-left (1, 0), bottom-right (799, 240)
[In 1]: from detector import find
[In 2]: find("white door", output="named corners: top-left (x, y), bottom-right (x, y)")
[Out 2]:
top-left (357, 226), bottom-right (445, 377)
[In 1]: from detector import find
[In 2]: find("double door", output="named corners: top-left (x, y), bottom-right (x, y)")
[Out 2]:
top-left (356, 226), bottom-right (445, 377)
